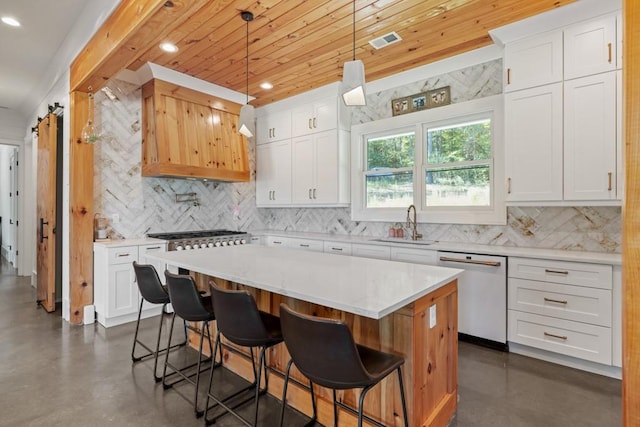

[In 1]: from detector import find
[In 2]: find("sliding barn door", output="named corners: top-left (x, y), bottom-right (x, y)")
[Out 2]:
top-left (36, 113), bottom-right (57, 312)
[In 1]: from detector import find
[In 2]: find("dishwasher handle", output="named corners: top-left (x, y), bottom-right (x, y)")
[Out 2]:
top-left (439, 256), bottom-right (502, 267)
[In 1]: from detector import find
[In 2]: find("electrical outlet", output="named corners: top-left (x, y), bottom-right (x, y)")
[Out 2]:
top-left (112, 214), bottom-right (120, 223)
top-left (429, 304), bottom-right (436, 329)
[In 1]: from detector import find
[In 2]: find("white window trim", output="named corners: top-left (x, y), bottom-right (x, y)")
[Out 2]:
top-left (351, 95), bottom-right (505, 225)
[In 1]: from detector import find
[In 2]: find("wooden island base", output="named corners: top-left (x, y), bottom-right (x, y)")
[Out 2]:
top-left (190, 273), bottom-right (458, 427)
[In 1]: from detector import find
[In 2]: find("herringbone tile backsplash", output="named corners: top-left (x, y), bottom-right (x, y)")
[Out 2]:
top-left (93, 60), bottom-right (621, 253)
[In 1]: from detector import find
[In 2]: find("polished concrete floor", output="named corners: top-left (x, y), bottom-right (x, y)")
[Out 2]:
top-left (0, 257), bottom-right (621, 426)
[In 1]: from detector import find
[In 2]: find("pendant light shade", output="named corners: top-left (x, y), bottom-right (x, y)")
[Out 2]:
top-left (341, 0), bottom-right (366, 106)
top-left (238, 11), bottom-right (255, 138)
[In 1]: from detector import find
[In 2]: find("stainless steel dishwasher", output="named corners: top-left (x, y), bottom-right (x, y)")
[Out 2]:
top-left (438, 251), bottom-right (507, 351)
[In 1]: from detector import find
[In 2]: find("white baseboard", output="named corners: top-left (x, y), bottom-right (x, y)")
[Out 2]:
top-left (31, 270), bottom-right (37, 288)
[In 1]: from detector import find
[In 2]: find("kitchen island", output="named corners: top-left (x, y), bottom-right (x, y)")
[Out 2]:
top-left (148, 245), bottom-right (462, 426)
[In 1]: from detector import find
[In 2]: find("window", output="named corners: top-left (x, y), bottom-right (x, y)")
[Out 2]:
top-left (365, 131), bottom-right (415, 208)
top-left (351, 95), bottom-right (505, 224)
top-left (425, 118), bottom-right (492, 207)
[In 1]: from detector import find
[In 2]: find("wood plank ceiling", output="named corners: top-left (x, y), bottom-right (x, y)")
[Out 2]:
top-left (113, 0), bottom-right (576, 106)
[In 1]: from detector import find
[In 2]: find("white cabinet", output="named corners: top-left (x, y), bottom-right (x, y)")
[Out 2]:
top-left (323, 241), bottom-right (352, 256)
top-left (504, 31), bottom-right (563, 92)
top-left (564, 72), bottom-right (617, 200)
top-left (292, 130), bottom-right (349, 205)
top-left (505, 83), bottom-right (563, 202)
top-left (265, 236), bottom-right (291, 247)
top-left (508, 257), bottom-right (614, 365)
top-left (351, 244), bottom-right (391, 260)
top-left (390, 247), bottom-right (437, 265)
top-left (94, 241), bottom-right (166, 328)
top-left (616, 69), bottom-right (624, 199)
top-left (288, 237), bottom-right (324, 252)
top-left (256, 140), bottom-right (292, 206)
top-left (257, 110), bottom-right (291, 145)
top-left (564, 16), bottom-right (617, 80)
top-left (292, 98), bottom-right (337, 137)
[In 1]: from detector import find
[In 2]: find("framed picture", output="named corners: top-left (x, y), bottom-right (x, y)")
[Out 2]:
top-left (427, 86), bottom-right (451, 108)
top-left (392, 96), bottom-right (412, 116)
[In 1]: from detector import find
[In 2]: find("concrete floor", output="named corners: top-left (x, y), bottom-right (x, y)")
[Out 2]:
top-left (0, 257), bottom-right (621, 426)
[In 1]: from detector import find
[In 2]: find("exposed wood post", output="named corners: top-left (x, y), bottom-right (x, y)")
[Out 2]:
top-left (623, 0), bottom-right (640, 424)
top-left (68, 91), bottom-right (93, 325)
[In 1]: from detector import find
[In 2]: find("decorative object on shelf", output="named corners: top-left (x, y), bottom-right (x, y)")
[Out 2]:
top-left (82, 87), bottom-right (102, 144)
top-left (391, 86), bottom-right (451, 116)
top-left (94, 213), bottom-right (108, 240)
top-left (175, 192), bottom-right (199, 206)
top-left (341, 0), bottom-right (366, 106)
top-left (238, 11), bottom-right (255, 138)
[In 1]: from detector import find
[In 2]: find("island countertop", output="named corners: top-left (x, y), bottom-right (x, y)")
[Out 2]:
top-left (146, 245), bottom-right (463, 320)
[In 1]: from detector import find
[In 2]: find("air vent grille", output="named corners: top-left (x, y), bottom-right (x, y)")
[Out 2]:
top-left (369, 31), bottom-right (402, 50)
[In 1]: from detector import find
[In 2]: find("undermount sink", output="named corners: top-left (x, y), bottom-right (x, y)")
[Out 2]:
top-left (371, 237), bottom-right (438, 246)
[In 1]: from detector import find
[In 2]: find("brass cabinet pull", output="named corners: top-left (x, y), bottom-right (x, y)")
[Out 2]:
top-left (507, 177), bottom-right (511, 194)
top-left (308, 118), bottom-right (312, 129)
top-left (608, 172), bottom-right (612, 191)
top-left (273, 190), bottom-right (276, 200)
top-left (117, 253), bottom-right (131, 257)
top-left (313, 117), bottom-right (317, 128)
top-left (544, 297), bottom-right (568, 305)
top-left (269, 128), bottom-right (272, 138)
top-left (273, 241), bottom-right (283, 245)
top-left (145, 246), bottom-right (161, 250)
top-left (331, 247), bottom-right (343, 251)
top-left (300, 244), bottom-right (310, 248)
top-left (309, 189), bottom-right (312, 199)
top-left (545, 268), bottom-right (569, 275)
top-left (608, 43), bottom-right (612, 63)
top-left (507, 68), bottom-right (511, 85)
top-left (313, 188), bottom-right (316, 199)
top-left (544, 332), bottom-right (568, 340)
top-left (272, 127), bottom-right (276, 138)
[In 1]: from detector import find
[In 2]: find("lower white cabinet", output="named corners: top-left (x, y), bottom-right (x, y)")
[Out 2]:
top-left (288, 237), bottom-right (324, 252)
top-left (390, 247), bottom-right (437, 265)
top-left (351, 244), bottom-right (391, 260)
top-left (323, 241), bottom-right (352, 256)
top-left (508, 257), bottom-right (615, 366)
top-left (94, 241), bottom-right (166, 328)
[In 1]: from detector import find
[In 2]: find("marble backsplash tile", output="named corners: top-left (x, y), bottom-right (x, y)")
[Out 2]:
top-left (93, 61), bottom-right (621, 254)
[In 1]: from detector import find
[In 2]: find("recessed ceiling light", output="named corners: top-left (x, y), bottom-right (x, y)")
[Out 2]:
top-left (1, 16), bottom-right (21, 27)
top-left (159, 42), bottom-right (178, 53)
top-left (260, 82), bottom-right (273, 90)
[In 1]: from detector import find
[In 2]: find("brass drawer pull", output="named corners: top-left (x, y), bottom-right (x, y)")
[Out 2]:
top-left (608, 42), bottom-right (612, 63)
top-left (544, 297), bottom-right (568, 305)
top-left (300, 244), bottom-right (310, 248)
top-left (331, 247), bottom-right (343, 251)
top-left (507, 177), bottom-right (511, 194)
top-left (439, 256), bottom-right (501, 267)
top-left (145, 246), bottom-right (161, 250)
top-left (544, 332), bottom-right (567, 340)
top-left (117, 253), bottom-right (131, 257)
top-left (507, 68), bottom-right (511, 85)
top-left (608, 172), bottom-right (612, 191)
top-left (545, 269), bottom-right (569, 275)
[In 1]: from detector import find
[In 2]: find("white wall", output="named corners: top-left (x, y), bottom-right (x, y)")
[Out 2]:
top-left (0, 145), bottom-right (17, 260)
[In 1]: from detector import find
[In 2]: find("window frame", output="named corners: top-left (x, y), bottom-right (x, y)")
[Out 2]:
top-left (351, 95), bottom-right (505, 225)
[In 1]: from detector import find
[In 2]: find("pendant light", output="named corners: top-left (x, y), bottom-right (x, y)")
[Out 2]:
top-left (341, 0), bottom-right (366, 106)
top-left (238, 11), bottom-right (255, 138)
top-left (82, 87), bottom-right (102, 144)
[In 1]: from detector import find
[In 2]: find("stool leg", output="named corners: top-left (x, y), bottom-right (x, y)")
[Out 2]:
top-left (152, 303), bottom-right (166, 382)
top-left (161, 312), bottom-right (176, 390)
top-left (333, 389), bottom-right (338, 427)
top-left (253, 346), bottom-right (266, 426)
top-left (397, 367), bottom-right (409, 427)
top-left (279, 359), bottom-right (294, 427)
top-left (357, 385), bottom-right (374, 427)
top-left (193, 321), bottom-right (207, 418)
top-left (131, 299), bottom-right (145, 362)
top-left (309, 381), bottom-right (317, 423)
top-left (204, 330), bottom-right (221, 422)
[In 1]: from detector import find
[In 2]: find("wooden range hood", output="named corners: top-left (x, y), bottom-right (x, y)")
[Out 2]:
top-left (141, 79), bottom-right (250, 182)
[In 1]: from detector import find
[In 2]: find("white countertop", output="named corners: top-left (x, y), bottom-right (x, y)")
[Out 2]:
top-left (252, 230), bottom-right (622, 265)
top-left (93, 238), bottom-right (166, 248)
top-left (146, 245), bottom-right (463, 320)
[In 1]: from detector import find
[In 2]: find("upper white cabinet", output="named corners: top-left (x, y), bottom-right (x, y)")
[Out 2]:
top-left (292, 98), bottom-right (338, 136)
top-left (564, 72), bottom-right (617, 200)
top-left (257, 110), bottom-right (292, 145)
top-left (504, 31), bottom-right (563, 92)
top-left (616, 70), bottom-right (623, 198)
top-left (256, 140), bottom-right (292, 206)
top-left (505, 83), bottom-right (563, 202)
top-left (292, 130), bottom-right (349, 205)
top-left (564, 16), bottom-right (617, 80)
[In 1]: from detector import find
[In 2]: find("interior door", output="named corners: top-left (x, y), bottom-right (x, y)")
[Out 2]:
top-left (36, 113), bottom-right (57, 312)
top-left (8, 150), bottom-right (18, 266)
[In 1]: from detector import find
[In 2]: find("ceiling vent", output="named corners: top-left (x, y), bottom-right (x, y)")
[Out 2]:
top-left (368, 31), bottom-right (402, 50)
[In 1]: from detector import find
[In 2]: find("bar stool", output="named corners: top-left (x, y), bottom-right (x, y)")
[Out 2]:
top-left (131, 261), bottom-right (187, 381)
top-left (163, 271), bottom-right (221, 418)
top-left (278, 304), bottom-right (409, 427)
top-left (204, 281), bottom-right (283, 426)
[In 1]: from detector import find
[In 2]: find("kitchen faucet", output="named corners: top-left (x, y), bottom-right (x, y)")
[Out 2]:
top-left (406, 204), bottom-right (423, 241)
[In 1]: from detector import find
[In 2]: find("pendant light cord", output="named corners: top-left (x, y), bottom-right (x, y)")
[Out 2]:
top-left (352, 0), bottom-right (356, 61)
top-left (246, 18), bottom-right (249, 104)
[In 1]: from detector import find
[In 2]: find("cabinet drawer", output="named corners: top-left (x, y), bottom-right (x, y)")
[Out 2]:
top-left (508, 310), bottom-right (612, 365)
top-left (508, 257), bottom-right (612, 289)
top-left (351, 244), bottom-right (391, 260)
top-left (390, 247), bottom-right (437, 265)
top-left (509, 278), bottom-right (611, 327)
top-left (323, 241), bottom-right (352, 256)
top-left (265, 236), bottom-right (291, 247)
top-left (289, 238), bottom-right (323, 252)
top-left (108, 246), bottom-right (138, 265)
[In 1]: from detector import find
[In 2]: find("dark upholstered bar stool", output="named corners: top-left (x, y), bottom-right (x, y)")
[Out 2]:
top-left (131, 261), bottom-right (187, 381)
top-left (163, 271), bottom-right (221, 418)
top-left (204, 282), bottom-right (284, 426)
top-left (279, 304), bottom-right (409, 427)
